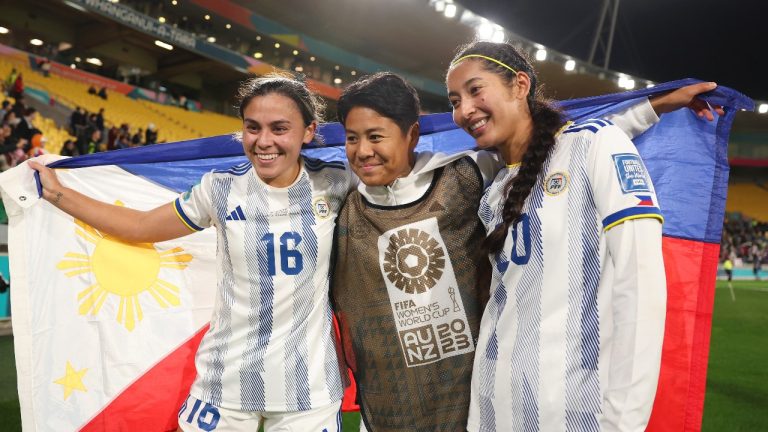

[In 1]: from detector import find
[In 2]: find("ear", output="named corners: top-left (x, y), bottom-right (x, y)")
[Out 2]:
top-left (303, 120), bottom-right (318, 144)
top-left (513, 72), bottom-right (533, 101)
top-left (406, 122), bottom-right (420, 152)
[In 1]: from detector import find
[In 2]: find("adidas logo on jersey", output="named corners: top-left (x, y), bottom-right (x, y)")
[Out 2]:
top-left (225, 205), bottom-right (246, 221)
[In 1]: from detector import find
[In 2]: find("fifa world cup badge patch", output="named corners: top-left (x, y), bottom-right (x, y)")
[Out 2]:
top-left (313, 197), bottom-right (331, 219)
top-left (613, 153), bottom-right (651, 193)
top-left (544, 171), bottom-right (568, 196)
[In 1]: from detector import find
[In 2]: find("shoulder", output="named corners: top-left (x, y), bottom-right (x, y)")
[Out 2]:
top-left (561, 118), bottom-right (615, 136)
top-left (211, 161), bottom-right (252, 177)
top-left (303, 156), bottom-right (347, 173)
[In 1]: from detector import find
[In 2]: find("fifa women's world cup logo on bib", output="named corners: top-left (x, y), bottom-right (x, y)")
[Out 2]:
top-left (378, 218), bottom-right (474, 367)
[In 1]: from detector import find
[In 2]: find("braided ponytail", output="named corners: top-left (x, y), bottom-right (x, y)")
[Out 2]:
top-left (449, 41), bottom-right (565, 254)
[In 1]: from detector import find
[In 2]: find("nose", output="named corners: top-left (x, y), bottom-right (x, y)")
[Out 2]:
top-left (357, 138), bottom-right (375, 159)
top-left (459, 98), bottom-right (477, 122)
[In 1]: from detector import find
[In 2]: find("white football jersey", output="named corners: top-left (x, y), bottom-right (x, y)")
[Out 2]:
top-left (469, 120), bottom-right (665, 431)
top-left (174, 157), bottom-right (355, 412)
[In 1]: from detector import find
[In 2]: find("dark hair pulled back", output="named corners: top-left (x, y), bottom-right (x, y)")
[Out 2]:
top-left (236, 72), bottom-right (326, 127)
top-left (450, 41), bottom-right (565, 254)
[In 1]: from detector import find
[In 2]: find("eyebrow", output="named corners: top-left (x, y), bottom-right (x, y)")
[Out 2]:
top-left (448, 77), bottom-right (483, 97)
top-left (346, 126), bottom-right (386, 135)
top-left (244, 118), bottom-right (291, 126)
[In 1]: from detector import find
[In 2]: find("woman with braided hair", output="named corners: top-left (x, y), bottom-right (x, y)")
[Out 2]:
top-left (445, 41), bottom-right (719, 431)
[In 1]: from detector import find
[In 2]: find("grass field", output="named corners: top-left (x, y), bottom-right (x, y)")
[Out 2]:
top-left (0, 280), bottom-right (765, 431)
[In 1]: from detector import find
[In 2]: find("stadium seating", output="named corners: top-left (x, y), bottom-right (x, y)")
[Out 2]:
top-left (726, 183), bottom-right (768, 221)
top-left (1, 55), bottom-right (241, 150)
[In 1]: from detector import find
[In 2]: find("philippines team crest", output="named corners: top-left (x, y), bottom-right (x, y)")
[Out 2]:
top-left (312, 196), bottom-right (331, 219)
top-left (544, 171), bottom-right (568, 195)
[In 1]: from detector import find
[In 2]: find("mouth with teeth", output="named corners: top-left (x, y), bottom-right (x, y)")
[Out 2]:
top-left (468, 118), bottom-right (488, 135)
top-left (255, 152), bottom-right (281, 161)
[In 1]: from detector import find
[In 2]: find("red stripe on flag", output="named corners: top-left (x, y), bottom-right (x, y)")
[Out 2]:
top-left (647, 237), bottom-right (719, 432)
top-left (80, 325), bottom-right (209, 432)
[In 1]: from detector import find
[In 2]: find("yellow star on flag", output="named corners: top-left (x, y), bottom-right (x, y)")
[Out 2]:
top-left (54, 361), bottom-right (88, 400)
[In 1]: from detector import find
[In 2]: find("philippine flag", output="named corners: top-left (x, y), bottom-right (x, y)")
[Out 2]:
top-left (636, 195), bottom-right (655, 206)
top-left (0, 79), bottom-right (752, 432)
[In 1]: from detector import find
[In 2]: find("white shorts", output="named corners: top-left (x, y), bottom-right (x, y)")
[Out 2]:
top-left (177, 394), bottom-right (342, 432)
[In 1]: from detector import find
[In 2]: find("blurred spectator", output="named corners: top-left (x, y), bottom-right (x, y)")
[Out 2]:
top-left (10, 73), bottom-right (24, 100)
top-left (0, 100), bottom-right (9, 119)
top-left (69, 106), bottom-right (85, 136)
top-left (88, 85), bottom-right (97, 96)
top-left (60, 139), bottom-right (80, 157)
top-left (78, 129), bottom-right (102, 154)
top-left (145, 123), bottom-right (158, 145)
top-left (98, 87), bottom-right (108, 100)
top-left (95, 108), bottom-right (105, 133)
top-left (27, 132), bottom-right (47, 158)
top-left (4, 68), bottom-right (18, 93)
top-left (14, 107), bottom-right (38, 142)
top-left (722, 212), bottom-right (768, 269)
top-left (131, 128), bottom-right (143, 146)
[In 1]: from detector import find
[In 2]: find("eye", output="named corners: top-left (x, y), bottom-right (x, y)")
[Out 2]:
top-left (369, 134), bottom-right (384, 142)
top-left (246, 124), bottom-right (259, 132)
top-left (449, 98), bottom-right (460, 109)
top-left (469, 85), bottom-right (481, 95)
top-left (346, 135), bottom-right (358, 144)
top-left (273, 126), bottom-right (288, 134)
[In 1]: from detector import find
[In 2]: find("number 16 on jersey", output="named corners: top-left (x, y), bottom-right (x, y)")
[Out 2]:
top-left (261, 232), bottom-right (304, 276)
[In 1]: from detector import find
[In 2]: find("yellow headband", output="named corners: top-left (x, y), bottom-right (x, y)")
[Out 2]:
top-left (451, 54), bottom-right (518, 74)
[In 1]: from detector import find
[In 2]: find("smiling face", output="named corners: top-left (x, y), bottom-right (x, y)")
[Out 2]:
top-left (446, 59), bottom-right (532, 160)
top-left (344, 106), bottom-right (417, 186)
top-left (241, 93), bottom-right (316, 188)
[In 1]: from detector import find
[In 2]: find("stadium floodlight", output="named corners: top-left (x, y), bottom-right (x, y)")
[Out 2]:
top-left (30, 38), bottom-right (43, 46)
top-left (444, 4), bottom-right (457, 18)
top-left (155, 40), bottom-right (174, 51)
top-left (253, 52), bottom-right (263, 59)
top-left (618, 75), bottom-right (635, 89)
top-left (294, 65), bottom-right (304, 72)
top-left (292, 49), bottom-right (299, 55)
top-left (0, 27), bottom-right (9, 34)
top-left (334, 65), bottom-right (340, 70)
top-left (535, 49), bottom-right (547, 61)
top-left (158, 17), bottom-right (166, 23)
top-left (334, 77), bottom-right (342, 85)
top-left (434, 1), bottom-right (445, 12)
top-left (204, 14), bottom-right (210, 20)
top-left (75, 56), bottom-right (81, 62)
top-left (274, 42), bottom-right (280, 48)
top-left (86, 57), bottom-right (102, 66)
top-left (206, 36), bottom-right (216, 43)
top-left (351, 70), bottom-right (357, 76)
top-left (564, 59), bottom-right (576, 71)
top-left (310, 56), bottom-right (316, 62)
top-left (226, 24), bottom-right (231, 29)
top-left (476, 20), bottom-right (495, 41)
top-left (491, 28), bottom-right (505, 43)
top-left (70, 64), bottom-right (76, 69)
top-left (171, 0), bottom-right (177, 5)
top-left (759, 104), bottom-right (768, 114)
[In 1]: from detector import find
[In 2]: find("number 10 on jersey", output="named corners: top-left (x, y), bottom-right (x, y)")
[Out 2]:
top-left (261, 232), bottom-right (304, 276)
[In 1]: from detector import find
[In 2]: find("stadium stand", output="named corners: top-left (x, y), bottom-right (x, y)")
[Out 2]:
top-left (725, 183), bottom-right (768, 221)
top-left (1, 54), bottom-right (241, 153)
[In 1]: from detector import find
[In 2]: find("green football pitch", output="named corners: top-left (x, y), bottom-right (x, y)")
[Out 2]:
top-left (0, 280), bottom-right (765, 431)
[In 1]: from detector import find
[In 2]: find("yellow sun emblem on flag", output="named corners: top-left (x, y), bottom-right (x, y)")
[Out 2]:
top-left (56, 201), bottom-right (193, 331)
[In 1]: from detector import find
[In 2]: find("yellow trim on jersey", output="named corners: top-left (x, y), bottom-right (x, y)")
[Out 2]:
top-left (173, 200), bottom-right (200, 232)
top-left (507, 162), bottom-right (521, 168)
top-left (604, 213), bottom-right (664, 232)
